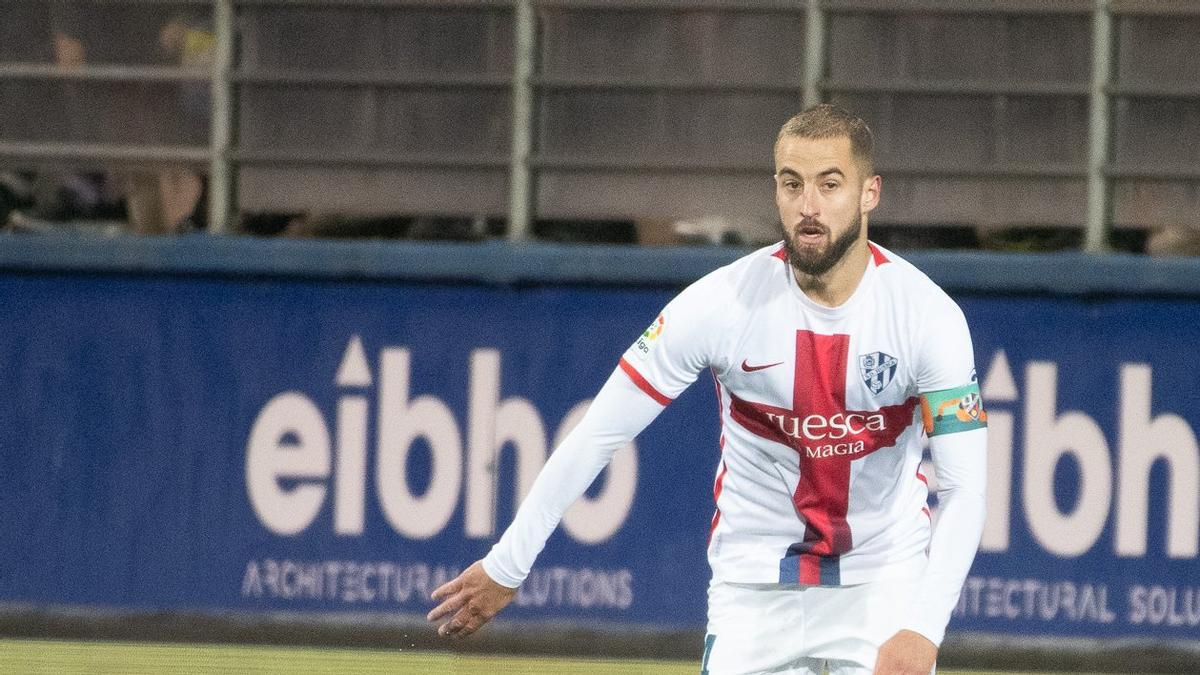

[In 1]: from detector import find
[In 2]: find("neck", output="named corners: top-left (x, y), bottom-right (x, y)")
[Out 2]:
top-left (793, 238), bottom-right (871, 308)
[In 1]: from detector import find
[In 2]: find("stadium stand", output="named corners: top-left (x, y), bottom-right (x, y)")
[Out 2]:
top-left (2, 0), bottom-right (1198, 250)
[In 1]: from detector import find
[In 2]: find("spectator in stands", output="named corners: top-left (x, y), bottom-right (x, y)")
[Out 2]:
top-left (1147, 226), bottom-right (1200, 257)
top-left (0, 2), bottom-right (110, 229)
top-left (33, 2), bottom-right (211, 233)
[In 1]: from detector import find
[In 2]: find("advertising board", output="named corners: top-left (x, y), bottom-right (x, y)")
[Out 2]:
top-left (1, 272), bottom-right (1197, 639)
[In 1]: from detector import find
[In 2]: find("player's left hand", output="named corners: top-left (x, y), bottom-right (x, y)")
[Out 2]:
top-left (872, 629), bottom-right (937, 675)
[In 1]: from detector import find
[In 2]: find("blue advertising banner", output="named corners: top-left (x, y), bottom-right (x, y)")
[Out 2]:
top-left (0, 274), bottom-right (719, 627)
top-left (1, 269), bottom-right (1198, 640)
top-left (955, 296), bottom-right (1200, 640)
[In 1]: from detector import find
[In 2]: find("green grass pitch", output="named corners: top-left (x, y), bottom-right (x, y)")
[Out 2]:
top-left (0, 638), bottom-right (1102, 674)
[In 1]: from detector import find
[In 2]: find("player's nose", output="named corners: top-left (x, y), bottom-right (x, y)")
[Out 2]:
top-left (798, 185), bottom-right (820, 217)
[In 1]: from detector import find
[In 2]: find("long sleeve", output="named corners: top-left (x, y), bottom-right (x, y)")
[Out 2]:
top-left (905, 295), bottom-right (988, 645)
top-left (482, 368), bottom-right (669, 588)
top-left (483, 269), bottom-right (730, 588)
top-left (902, 426), bottom-right (987, 645)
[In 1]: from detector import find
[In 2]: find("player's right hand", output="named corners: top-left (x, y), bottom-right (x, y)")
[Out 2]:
top-left (427, 560), bottom-right (517, 638)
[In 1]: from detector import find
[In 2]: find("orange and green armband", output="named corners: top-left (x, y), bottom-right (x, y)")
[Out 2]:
top-left (920, 382), bottom-right (988, 436)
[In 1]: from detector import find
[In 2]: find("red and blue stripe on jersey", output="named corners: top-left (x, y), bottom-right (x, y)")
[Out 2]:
top-left (727, 330), bottom-right (917, 585)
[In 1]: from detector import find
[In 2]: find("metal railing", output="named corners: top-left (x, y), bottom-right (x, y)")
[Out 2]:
top-left (1, 0), bottom-right (1198, 247)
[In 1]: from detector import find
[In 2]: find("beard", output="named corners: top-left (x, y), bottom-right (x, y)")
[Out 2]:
top-left (780, 211), bottom-right (863, 277)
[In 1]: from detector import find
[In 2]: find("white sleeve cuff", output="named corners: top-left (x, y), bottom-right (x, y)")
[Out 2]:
top-left (480, 555), bottom-right (522, 589)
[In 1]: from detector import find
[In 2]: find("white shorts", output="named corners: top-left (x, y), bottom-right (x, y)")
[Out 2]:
top-left (700, 577), bottom-right (930, 675)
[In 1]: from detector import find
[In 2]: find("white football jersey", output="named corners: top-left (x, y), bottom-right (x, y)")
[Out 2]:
top-left (617, 242), bottom-right (979, 586)
top-left (483, 240), bottom-right (987, 645)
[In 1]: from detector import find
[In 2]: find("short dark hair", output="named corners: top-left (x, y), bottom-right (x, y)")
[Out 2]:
top-left (776, 104), bottom-right (875, 176)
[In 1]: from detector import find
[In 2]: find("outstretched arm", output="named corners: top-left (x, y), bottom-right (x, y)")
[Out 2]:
top-left (429, 270), bottom-right (728, 637)
top-left (428, 367), bottom-right (670, 637)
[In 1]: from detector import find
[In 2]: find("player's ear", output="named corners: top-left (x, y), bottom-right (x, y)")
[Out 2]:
top-left (860, 174), bottom-right (881, 213)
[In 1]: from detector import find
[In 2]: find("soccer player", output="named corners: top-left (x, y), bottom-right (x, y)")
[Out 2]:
top-left (428, 104), bottom-right (988, 675)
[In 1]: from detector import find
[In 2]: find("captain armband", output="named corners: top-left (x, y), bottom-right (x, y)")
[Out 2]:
top-left (920, 382), bottom-right (988, 437)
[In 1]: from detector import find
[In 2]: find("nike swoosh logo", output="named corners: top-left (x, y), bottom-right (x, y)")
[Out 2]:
top-left (741, 359), bottom-right (784, 372)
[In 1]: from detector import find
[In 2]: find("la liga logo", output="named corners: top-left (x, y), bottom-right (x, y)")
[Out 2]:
top-left (633, 314), bottom-right (665, 361)
top-left (643, 314), bottom-right (664, 341)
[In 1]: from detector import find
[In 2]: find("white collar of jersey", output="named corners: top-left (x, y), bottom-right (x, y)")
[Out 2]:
top-left (784, 250), bottom-right (879, 316)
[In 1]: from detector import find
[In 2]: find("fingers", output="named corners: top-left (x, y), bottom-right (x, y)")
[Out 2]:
top-left (426, 592), bottom-right (462, 623)
top-left (426, 575), bottom-right (464, 621)
top-left (427, 595), bottom-right (473, 637)
top-left (426, 576), bottom-right (486, 637)
top-left (437, 603), bottom-right (491, 638)
top-left (430, 576), bottom-right (461, 602)
top-left (428, 562), bottom-right (513, 638)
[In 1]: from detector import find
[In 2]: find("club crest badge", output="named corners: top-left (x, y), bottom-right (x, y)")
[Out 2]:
top-left (859, 351), bottom-right (898, 395)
